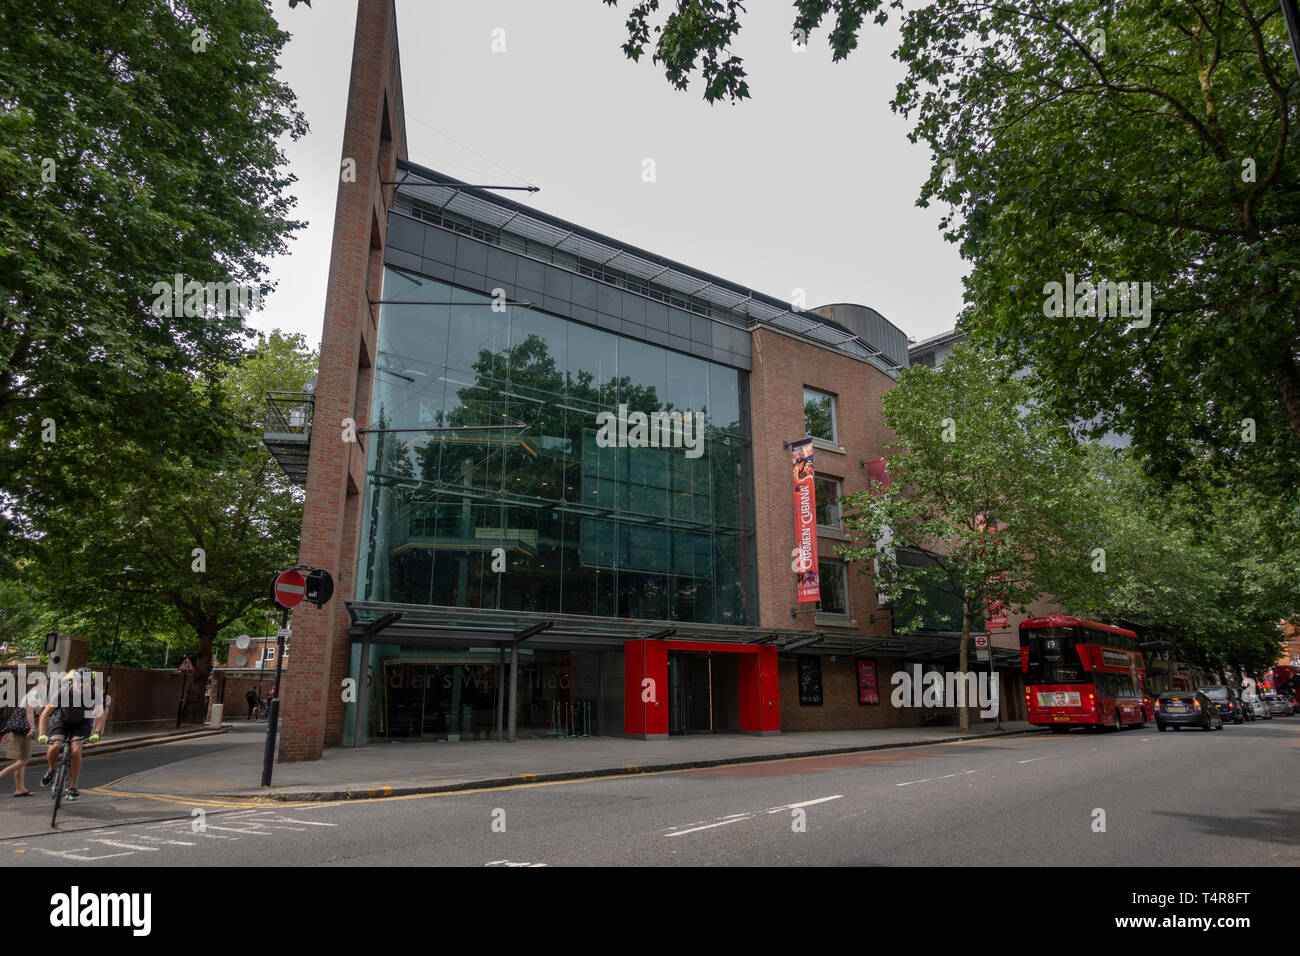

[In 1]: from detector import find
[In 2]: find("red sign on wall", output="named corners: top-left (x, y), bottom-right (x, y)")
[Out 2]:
top-left (857, 659), bottom-right (880, 705)
top-left (791, 438), bottom-right (820, 603)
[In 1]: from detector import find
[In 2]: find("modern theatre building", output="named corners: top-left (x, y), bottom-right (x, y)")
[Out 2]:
top-left (275, 0), bottom-right (1017, 761)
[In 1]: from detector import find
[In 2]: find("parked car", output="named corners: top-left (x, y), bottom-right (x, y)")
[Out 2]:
top-left (1242, 688), bottom-right (1272, 720)
top-left (1154, 691), bottom-right (1223, 732)
top-left (1197, 685), bottom-right (1246, 724)
top-left (1262, 693), bottom-right (1295, 717)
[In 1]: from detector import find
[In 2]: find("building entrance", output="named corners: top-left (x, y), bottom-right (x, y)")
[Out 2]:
top-left (667, 651), bottom-right (739, 734)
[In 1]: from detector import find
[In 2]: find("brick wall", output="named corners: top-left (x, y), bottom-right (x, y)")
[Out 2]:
top-left (748, 325), bottom-right (898, 638)
top-left (778, 656), bottom-right (1019, 730)
top-left (280, 0), bottom-right (408, 761)
top-left (0, 666), bottom-right (189, 733)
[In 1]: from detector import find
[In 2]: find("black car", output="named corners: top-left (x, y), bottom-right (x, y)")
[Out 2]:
top-left (1155, 691), bottom-right (1223, 731)
top-left (1196, 685), bottom-right (1246, 724)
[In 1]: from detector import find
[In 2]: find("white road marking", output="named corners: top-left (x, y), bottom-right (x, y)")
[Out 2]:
top-left (897, 769), bottom-right (983, 787)
top-left (89, 838), bottom-right (159, 851)
top-left (485, 860), bottom-right (547, 867)
top-left (1018, 756), bottom-right (1053, 764)
top-left (260, 817), bottom-right (339, 827)
top-left (767, 796), bottom-right (843, 812)
top-left (135, 835), bottom-right (196, 846)
top-left (36, 847), bottom-right (133, 861)
top-left (665, 817), bottom-right (752, 837)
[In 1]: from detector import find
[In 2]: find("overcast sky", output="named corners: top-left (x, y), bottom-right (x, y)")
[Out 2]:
top-left (252, 0), bottom-right (968, 349)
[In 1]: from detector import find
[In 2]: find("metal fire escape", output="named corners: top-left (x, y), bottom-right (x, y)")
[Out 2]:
top-left (264, 390), bottom-right (315, 486)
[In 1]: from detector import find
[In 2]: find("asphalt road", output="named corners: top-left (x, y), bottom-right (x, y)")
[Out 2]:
top-left (0, 735), bottom-right (249, 842)
top-left (5, 719), bottom-right (1298, 866)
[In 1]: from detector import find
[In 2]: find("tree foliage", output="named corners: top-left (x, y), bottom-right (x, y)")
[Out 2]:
top-left (607, 0), bottom-right (1300, 489)
top-left (839, 344), bottom-right (1098, 730)
top-left (0, 0), bottom-right (306, 545)
top-left (28, 332), bottom-right (316, 719)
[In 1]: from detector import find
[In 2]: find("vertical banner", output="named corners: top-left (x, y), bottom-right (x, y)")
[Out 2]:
top-left (865, 458), bottom-right (896, 608)
top-left (791, 437), bottom-right (820, 602)
top-left (974, 512), bottom-right (1009, 629)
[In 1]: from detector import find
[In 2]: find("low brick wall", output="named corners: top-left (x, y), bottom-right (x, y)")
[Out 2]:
top-left (209, 671), bottom-right (279, 720)
top-left (0, 665), bottom-right (189, 732)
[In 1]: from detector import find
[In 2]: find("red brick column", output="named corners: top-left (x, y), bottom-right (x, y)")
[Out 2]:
top-left (279, 0), bottom-right (407, 761)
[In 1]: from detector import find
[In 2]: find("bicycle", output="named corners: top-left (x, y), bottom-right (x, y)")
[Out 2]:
top-left (43, 731), bottom-right (93, 828)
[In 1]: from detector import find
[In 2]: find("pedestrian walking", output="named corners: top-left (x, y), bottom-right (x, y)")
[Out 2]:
top-left (245, 687), bottom-right (258, 720)
top-left (0, 685), bottom-right (42, 796)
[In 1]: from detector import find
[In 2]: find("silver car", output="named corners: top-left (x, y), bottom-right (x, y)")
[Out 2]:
top-left (1262, 693), bottom-right (1295, 716)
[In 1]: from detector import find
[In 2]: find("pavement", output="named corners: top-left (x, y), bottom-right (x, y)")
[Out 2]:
top-left (99, 718), bottom-right (1037, 801)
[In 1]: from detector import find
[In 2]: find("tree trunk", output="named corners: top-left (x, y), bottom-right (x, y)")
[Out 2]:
top-left (958, 598), bottom-right (971, 733)
top-left (182, 622), bottom-right (219, 724)
top-left (1276, 354), bottom-right (1300, 442)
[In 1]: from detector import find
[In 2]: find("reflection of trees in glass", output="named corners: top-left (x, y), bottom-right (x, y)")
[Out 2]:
top-left (366, 309), bottom-right (751, 623)
top-left (803, 389), bottom-right (833, 442)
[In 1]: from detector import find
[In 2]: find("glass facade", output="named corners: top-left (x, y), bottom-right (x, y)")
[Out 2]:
top-left (348, 641), bottom-right (624, 742)
top-left (355, 267), bottom-right (756, 625)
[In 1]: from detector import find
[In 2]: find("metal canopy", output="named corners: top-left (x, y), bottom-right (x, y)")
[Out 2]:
top-left (346, 601), bottom-right (1020, 664)
top-left (389, 160), bottom-right (904, 374)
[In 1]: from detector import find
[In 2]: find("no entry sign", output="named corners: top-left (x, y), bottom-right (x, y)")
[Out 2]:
top-left (271, 569), bottom-right (307, 610)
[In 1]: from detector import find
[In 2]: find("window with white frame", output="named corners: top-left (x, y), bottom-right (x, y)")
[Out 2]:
top-left (803, 387), bottom-right (837, 444)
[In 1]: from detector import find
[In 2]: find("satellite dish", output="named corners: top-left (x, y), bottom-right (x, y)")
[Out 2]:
top-left (236, 635), bottom-right (251, 650)
top-left (235, 655), bottom-right (247, 667)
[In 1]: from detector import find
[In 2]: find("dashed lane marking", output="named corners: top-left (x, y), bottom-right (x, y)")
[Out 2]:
top-left (896, 768), bottom-right (983, 787)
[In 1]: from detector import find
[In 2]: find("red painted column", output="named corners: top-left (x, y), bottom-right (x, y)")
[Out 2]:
top-left (623, 640), bottom-right (668, 738)
top-left (759, 646), bottom-right (781, 733)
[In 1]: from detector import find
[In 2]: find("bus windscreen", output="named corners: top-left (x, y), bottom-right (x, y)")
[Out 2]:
top-left (1022, 626), bottom-right (1087, 683)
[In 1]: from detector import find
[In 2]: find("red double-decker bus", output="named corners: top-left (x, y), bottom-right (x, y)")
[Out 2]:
top-left (1020, 616), bottom-right (1154, 731)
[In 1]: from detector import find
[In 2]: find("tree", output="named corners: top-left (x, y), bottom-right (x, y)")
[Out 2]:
top-left (30, 331), bottom-right (317, 721)
top-left (838, 345), bottom-right (1097, 731)
top-left (606, 0), bottom-right (1300, 488)
top-left (0, 0), bottom-right (307, 547)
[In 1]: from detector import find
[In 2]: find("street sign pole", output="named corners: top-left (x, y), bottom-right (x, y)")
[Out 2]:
top-left (988, 639), bottom-right (1001, 730)
top-left (261, 566), bottom-right (332, 788)
top-left (176, 670), bottom-right (188, 729)
top-left (261, 607), bottom-right (290, 787)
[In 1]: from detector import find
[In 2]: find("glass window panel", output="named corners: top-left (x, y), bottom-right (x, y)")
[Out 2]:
top-left (818, 560), bottom-right (848, 616)
top-left (361, 268), bottom-right (755, 624)
top-left (803, 387), bottom-right (836, 443)
top-left (814, 476), bottom-right (842, 528)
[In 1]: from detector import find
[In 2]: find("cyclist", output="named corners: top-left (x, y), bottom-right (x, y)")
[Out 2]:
top-left (36, 668), bottom-right (107, 801)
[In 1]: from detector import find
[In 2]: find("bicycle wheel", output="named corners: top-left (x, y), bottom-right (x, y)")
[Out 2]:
top-left (50, 758), bottom-right (68, 828)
